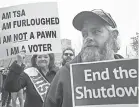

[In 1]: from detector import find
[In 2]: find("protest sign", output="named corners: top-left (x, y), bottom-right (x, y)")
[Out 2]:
top-left (0, 2), bottom-right (61, 60)
top-left (70, 59), bottom-right (138, 107)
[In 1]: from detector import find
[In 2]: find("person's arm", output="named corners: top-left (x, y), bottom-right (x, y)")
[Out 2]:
top-left (43, 70), bottom-right (63, 107)
top-left (4, 62), bottom-right (27, 92)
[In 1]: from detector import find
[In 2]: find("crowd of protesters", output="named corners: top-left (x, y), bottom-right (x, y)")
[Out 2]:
top-left (0, 47), bottom-right (75, 107)
top-left (0, 9), bottom-right (125, 107)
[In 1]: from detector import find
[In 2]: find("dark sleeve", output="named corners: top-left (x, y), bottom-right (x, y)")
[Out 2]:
top-left (114, 54), bottom-right (124, 59)
top-left (43, 71), bottom-right (63, 107)
top-left (4, 63), bottom-right (27, 92)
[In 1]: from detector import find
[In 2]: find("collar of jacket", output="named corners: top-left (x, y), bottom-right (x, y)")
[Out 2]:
top-left (65, 53), bottom-right (123, 70)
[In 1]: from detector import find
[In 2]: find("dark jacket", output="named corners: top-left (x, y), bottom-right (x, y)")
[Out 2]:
top-left (43, 54), bottom-right (123, 107)
top-left (4, 61), bottom-right (58, 107)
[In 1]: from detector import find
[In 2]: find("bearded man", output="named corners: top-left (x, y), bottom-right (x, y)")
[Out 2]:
top-left (43, 9), bottom-right (123, 107)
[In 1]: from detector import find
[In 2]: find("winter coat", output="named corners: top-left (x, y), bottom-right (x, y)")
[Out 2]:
top-left (43, 53), bottom-right (123, 107)
top-left (4, 61), bottom-right (58, 107)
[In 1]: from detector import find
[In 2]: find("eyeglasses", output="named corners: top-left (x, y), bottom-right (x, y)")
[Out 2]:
top-left (64, 53), bottom-right (74, 56)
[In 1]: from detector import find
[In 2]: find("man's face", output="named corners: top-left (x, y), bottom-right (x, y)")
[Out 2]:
top-left (81, 18), bottom-right (114, 62)
top-left (63, 50), bottom-right (74, 63)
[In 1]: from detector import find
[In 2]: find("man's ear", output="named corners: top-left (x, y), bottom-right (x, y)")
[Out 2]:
top-left (112, 30), bottom-right (119, 38)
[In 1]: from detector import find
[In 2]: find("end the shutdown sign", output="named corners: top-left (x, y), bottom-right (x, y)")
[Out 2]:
top-left (70, 59), bottom-right (138, 107)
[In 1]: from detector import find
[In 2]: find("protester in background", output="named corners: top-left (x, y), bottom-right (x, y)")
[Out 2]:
top-left (4, 53), bottom-right (59, 107)
top-left (7, 50), bottom-right (26, 107)
top-left (43, 9), bottom-right (123, 107)
top-left (1, 67), bottom-right (11, 107)
top-left (61, 47), bottom-right (75, 66)
top-left (0, 67), bottom-right (4, 92)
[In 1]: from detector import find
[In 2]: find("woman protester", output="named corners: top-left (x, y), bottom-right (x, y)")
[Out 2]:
top-left (4, 53), bottom-right (59, 107)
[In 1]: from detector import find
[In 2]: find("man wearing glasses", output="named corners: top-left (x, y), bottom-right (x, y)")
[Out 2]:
top-left (61, 47), bottom-right (75, 66)
top-left (43, 9), bottom-right (123, 107)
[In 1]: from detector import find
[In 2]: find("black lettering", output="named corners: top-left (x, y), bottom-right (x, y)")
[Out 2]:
top-left (37, 31), bottom-right (41, 39)
top-left (13, 10), bottom-right (26, 18)
top-left (22, 45), bottom-right (25, 50)
top-left (47, 44), bottom-right (52, 51)
top-left (2, 12), bottom-right (11, 20)
top-left (22, 20), bottom-right (26, 26)
top-left (13, 21), bottom-right (16, 28)
top-left (30, 32), bottom-right (35, 39)
top-left (38, 44), bottom-right (43, 52)
top-left (45, 31), bottom-right (56, 38)
top-left (21, 9), bottom-right (26, 16)
top-left (23, 32), bottom-right (27, 40)
top-left (26, 19), bottom-right (30, 26)
top-left (41, 18), bottom-right (45, 25)
top-left (13, 11), bottom-right (16, 17)
top-left (2, 22), bottom-right (11, 30)
top-left (11, 47), bottom-right (19, 55)
top-left (30, 19), bottom-right (35, 25)
top-left (43, 44), bottom-right (47, 51)
top-left (46, 18), bottom-right (51, 25)
top-left (51, 18), bottom-right (55, 24)
top-left (14, 34), bottom-right (18, 41)
top-left (14, 32), bottom-right (27, 41)
top-left (55, 17), bottom-right (59, 24)
top-left (28, 45), bottom-right (33, 52)
top-left (17, 11), bottom-right (20, 17)
top-left (33, 45), bottom-right (38, 52)
top-left (41, 32), bottom-right (45, 38)
top-left (28, 44), bottom-right (51, 52)
top-left (3, 35), bottom-right (12, 44)
top-left (19, 33), bottom-right (23, 40)
top-left (52, 31), bottom-right (56, 38)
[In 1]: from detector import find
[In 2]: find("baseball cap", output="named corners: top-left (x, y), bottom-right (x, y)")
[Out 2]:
top-left (73, 9), bottom-right (117, 31)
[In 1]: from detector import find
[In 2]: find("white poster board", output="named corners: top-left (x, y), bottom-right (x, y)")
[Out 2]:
top-left (0, 2), bottom-right (62, 60)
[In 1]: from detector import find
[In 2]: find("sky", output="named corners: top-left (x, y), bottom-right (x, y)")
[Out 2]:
top-left (0, 0), bottom-right (138, 57)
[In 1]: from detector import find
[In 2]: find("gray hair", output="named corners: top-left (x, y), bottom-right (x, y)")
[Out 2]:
top-left (104, 25), bottom-right (120, 53)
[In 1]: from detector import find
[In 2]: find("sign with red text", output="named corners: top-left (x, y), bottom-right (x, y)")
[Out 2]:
top-left (0, 2), bottom-right (61, 60)
top-left (70, 59), bottom-right (138, 107)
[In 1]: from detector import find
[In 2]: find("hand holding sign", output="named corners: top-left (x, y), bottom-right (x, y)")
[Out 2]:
top-left (16, 49), bottom-right (26, 65)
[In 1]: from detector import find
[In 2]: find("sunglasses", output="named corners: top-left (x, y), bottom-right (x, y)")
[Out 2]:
top-left (64, 53), bottom-right (74, 56)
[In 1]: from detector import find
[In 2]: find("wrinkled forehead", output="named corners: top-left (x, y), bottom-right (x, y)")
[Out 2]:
top-left (64, 50), bottom-right (74, 54)
top-left (82, 17), bottom-right (108, 30)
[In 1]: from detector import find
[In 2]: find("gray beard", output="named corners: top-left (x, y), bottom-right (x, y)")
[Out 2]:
top-left (80, 39), bottom-right (114, 62)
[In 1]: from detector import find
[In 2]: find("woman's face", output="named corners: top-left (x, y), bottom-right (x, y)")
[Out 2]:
top-left (36, 54), bottom-right (50, 68)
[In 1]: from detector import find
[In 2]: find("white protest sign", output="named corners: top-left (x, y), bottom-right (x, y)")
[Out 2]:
top-left (0, 2), bottom-right (62, 60)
